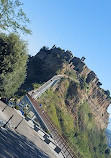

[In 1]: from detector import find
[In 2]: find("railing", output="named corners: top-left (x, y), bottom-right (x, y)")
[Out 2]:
top-left (27, 94), bottom-right (83, 158)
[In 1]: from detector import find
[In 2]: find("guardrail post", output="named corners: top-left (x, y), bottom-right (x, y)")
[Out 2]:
top-left (3, 115), bottom-right (14, 128)
top-left (15, 118), bottom-right (24, 129)
top-left (2, 105), bottom-right (8, 112)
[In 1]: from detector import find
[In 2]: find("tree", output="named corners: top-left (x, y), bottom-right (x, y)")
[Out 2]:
top-left (0, 0), bottom-right (31, 34)
top-left (32, 82), bottom-right (41, 90)
top-left (105, 148), bottom-right (110, 155)
top-left (80, 75), bottom-right (87, 90)
top-left (104, 90), bottom-right (110, 97)
top-left (15, 105), bottom-right (19, 110)
top-left (0, 33), bottom-right (28, 98)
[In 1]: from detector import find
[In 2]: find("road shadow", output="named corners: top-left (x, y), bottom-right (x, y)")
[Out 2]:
top-left (0, 128), bottom-right (50, 158)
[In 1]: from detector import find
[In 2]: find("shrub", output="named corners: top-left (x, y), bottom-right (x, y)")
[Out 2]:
top-left (15, 105), bottom-right (19, 110)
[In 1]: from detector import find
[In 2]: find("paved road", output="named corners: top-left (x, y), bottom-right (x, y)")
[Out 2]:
top-left (0, 128), bottom-right (49, 158)
top-left (0, 101), bottom-right (61, 158)
top-left (28, 75), bottom-right (62, 99)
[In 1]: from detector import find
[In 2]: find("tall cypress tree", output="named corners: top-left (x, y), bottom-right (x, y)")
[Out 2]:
top-left (0, 33), bottom-right (28, 98)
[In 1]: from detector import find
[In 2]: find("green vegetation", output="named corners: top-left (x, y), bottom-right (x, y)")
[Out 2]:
top-left (75, 102), bottom-right (109, 157)
top-left (37, 77), bottom-right (110, 158)
top-left (78, 102), bottom-right (95, 131)
top-left (32, 82), bottom-right (42, 90)
top-left (104, 90), bottom-right (110, 98)
top-left (64, 70), bottom-right (77, 80)
top-left (55, 67), bottom-right (63, 75)
top-left (40, 46), bottom-right (49, 51)
top-left (15, 105), bottom-right (19, 110)
top-left (38, 89), bottom-right (61, 128)
top-left (0, 0), bottom-right (31, 34)
top-left (66, 81), bottom-right (79, 100)
top-left (0, 33), bottom-right (28, 98)
top-left (80, 75), bottom-right (88, 90)
top-left (23, 107), bottom-right (29, 117)
top-left (24, 46), bottom-right (74, 88)
top-left (14, 89), bottom-right (27, 100)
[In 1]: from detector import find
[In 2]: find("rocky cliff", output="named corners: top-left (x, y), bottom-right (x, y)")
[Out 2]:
top-left (68, 56), bottom-right (110, 129)
top-left (23, 46), bottom-right (111, 157)
top-left (26, 46), bottom-right (111, 130)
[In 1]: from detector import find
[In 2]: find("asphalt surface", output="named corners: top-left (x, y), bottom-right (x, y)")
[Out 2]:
top-left (29, 75), bottom-right (62, 99)
top-left (0, 128), bottom-right (49, 158)
top-left (0, 101), bottom-right (61, 158)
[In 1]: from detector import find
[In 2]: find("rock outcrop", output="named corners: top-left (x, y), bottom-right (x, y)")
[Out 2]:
top-left (69, 56), bottom-right (111, 129)
top-left (26, 46), bottom-right (111, 129)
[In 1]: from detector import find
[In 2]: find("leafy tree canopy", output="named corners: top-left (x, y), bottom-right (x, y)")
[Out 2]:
top-left (104, 90), bottom-right (110, 97)
top-left (0, 33), bottom-right (28, 98)
top-left (105, 148), bottom-right (110, 155)
top-left (0, 0), bottom-right (31, 34)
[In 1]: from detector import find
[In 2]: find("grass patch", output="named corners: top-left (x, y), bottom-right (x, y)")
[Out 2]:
top-left (64, 70), bottom-right (77, 79)
top-left (37, 79), bottom-right (110, 158)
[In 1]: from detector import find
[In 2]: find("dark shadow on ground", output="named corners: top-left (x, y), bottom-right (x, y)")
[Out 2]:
top-left (0, 128), bottom-right (50, 158)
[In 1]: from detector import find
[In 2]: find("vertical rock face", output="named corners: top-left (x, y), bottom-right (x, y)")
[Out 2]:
top-left (86, 71), bottom-right (97, 84)
top-left (70, 57), bottom-right (111, 129)
top-left (71, 57), bottom-right (86, 73)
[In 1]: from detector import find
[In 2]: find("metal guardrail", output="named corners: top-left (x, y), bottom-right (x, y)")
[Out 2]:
top-left (28, 75), bottom-right (62, 99)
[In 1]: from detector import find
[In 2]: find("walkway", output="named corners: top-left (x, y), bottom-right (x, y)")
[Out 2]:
top-left (0, 101), bottom-right (62, 158)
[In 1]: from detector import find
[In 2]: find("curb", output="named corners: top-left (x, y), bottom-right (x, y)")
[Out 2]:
top-left (25, 117), bottom-right (61, 155)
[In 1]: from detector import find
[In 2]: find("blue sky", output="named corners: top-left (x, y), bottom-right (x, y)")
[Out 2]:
top-left (22, 0), bottom-right (111, 116)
